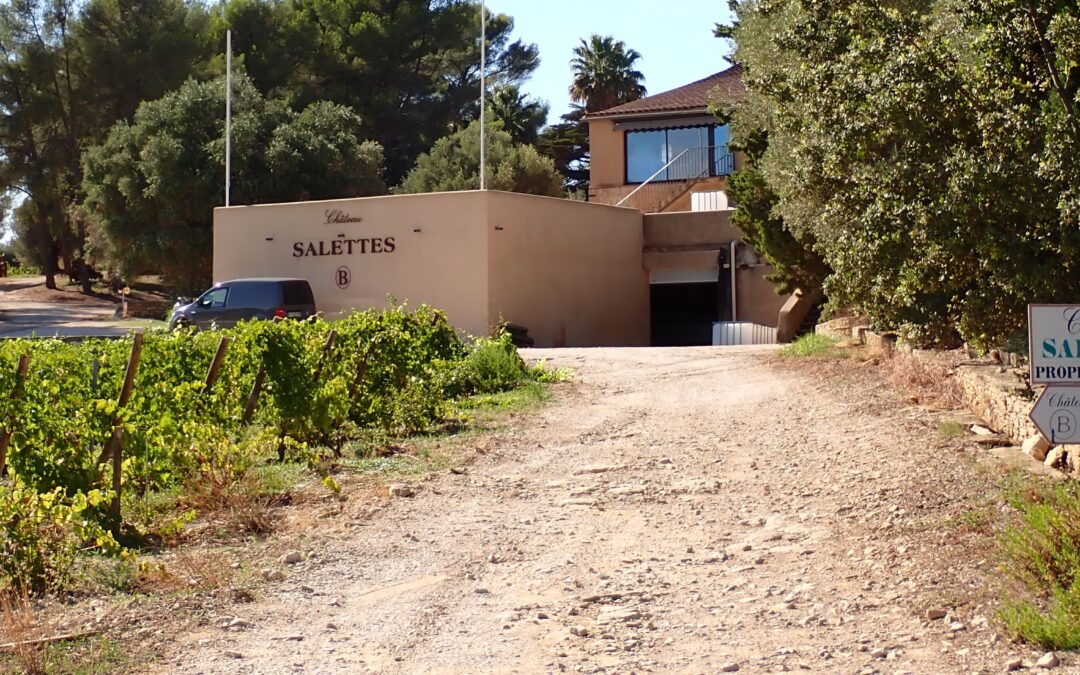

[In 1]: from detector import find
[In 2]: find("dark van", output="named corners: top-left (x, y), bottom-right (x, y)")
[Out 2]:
top-left (170, 278), bottom-right (317, 329)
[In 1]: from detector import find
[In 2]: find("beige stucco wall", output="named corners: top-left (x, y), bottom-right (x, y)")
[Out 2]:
top-left (643, 210), bottom-right (741, 248)
top-left (213, 191), bottom-right (491, 337)
top-left (587, 118), bottom-right (624, 194)
top-left (662, 177), bottom-right (730, 213)
top-left (486, 192), bottom-right (649, 347)
top-left (736, 267), bottom-right (788, 327)
top-left (215, 191), bottom-right (649, 347)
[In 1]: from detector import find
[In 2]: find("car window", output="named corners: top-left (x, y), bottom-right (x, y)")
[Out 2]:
top-left (227, 284), bottom-right (270, 309)
top-left (198, 287), bottom-right (228, 308)
top-left (282, 282), bottom-right (314, 306)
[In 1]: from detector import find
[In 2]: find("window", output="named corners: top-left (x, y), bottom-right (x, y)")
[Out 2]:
top-left (713, 125), bottom-right (732, 177)
top-left (227, 284), bottom-right (266, 309)
top-left (282, 281), bottom-right (314, 306)
top-left (626, 130), bottom-right (667, 184)
top-left (198, 287), bottom-right (228, 308)
top-left (625, 124), bottom-right (733, 183)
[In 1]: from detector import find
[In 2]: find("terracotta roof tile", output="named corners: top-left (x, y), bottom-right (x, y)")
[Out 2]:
top-left (589, 64), bottom-right (745, 118)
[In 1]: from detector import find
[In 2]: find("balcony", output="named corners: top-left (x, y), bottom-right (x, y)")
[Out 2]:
top-left (631, 146), bottom-right (734, 184)
top-left (591, 146), bottom-right (735, 214)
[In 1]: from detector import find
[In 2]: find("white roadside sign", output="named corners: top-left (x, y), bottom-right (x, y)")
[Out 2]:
top-left (1029, 386), bottom-right (1080, 444)
top-left (1029, 304), bottom-right (1080, 384)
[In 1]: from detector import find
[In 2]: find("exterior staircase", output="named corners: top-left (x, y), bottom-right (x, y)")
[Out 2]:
top-left (777, 287), bottom-right (824, 343)
top-left (797, 296), bottom-right (825, 337)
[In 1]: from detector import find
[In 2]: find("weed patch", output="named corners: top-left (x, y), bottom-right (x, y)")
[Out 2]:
top-left (453, 381), bottom-right (550, 416)
top-left (998, 479), bottom-right (1080, 648)
top-left (38, 635), bottom-right (128, 674)
top-left (940, 505), bottom-right (993, 534)
top-left (938, 420), bottom-right (966, 439)
top-left (780, 333), bottom-right (840, 358)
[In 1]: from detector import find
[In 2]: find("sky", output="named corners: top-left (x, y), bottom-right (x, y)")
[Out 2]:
top-left (490, 0), bottom-right (735, 125)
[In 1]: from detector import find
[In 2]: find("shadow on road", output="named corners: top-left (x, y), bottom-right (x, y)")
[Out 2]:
top-left (0, 278), bottom-right (46, 293)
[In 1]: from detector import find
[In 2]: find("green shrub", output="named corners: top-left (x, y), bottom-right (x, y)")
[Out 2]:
top-left (8, 264), bottom-right (39, 277)
top-left (1000, 591), bottom-right (1080, 649)
top-left (0, 304), bottom-right (547, 590)
top-left (999, 480), bottom-right (1080, 648)
top-left (455, 332), bottom-right (529, 395)
top-left (389, 377), bottom-right (449, 435)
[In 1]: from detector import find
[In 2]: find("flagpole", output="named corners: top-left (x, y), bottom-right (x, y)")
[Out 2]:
top-left (225, 29), bottom-right (232, 207)
top-left (479, 0), bottom-right (486, 190)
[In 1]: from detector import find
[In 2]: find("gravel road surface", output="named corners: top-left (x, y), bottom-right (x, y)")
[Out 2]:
top-left (156, 346), bottom-right (1059, 674)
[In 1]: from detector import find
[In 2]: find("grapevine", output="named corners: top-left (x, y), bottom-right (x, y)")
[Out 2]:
top-left (0, 306), bottom-right (537, 591)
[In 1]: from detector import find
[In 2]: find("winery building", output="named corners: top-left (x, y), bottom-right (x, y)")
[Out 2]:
top-left (213, 66), bottom-right (817, 347)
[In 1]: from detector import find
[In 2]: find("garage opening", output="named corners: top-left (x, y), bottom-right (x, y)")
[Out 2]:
top-left (649, 263), bottom-right (731, 346)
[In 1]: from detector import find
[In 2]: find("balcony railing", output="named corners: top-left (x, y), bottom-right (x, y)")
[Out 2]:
top-left (617, 146), bottom-right (734, 213)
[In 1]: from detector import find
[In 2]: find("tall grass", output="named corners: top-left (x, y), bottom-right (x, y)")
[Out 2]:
top-left (999, 480), bottom-right (1080, 648)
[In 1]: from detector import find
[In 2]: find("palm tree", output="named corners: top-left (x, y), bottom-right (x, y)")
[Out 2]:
top-left (569, 35), bottom-right (646, 114)
top-left (488, 84), bottom-right (549, 145)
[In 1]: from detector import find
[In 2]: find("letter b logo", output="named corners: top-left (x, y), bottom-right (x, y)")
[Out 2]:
top-left (336, 266), bottom-right (351, 289)
top-left (1052, 410), bottom-right (1077, 442)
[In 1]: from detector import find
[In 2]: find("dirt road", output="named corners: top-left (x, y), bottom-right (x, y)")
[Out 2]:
top-left (0, 276), bottom-right (161, 337)
top-left (159, 347), bottom-right (1052, 674)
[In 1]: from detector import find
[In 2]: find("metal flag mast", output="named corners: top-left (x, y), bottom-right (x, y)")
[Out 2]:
top-left (479, 0), bottom-right (486, 190)
top-left (225, 30), bottom-right (232, 206)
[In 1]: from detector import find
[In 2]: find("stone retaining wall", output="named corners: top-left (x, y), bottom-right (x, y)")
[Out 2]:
top-left (814, 316), bottom-right (864, 340)
top-left (849, 326), bottom-right (1038, 444)
top-left (953, 365), bottom-right (1039, 443)
top-left (833, 322), bottom-right (1074, 477)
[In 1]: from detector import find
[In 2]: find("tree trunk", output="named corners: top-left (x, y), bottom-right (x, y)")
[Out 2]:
top-left (76, 216), bottom-right (91, 293)
top-left (35, 200), bottom-right (56, 290)
top-left (57, 232), bottom-right (71, 280)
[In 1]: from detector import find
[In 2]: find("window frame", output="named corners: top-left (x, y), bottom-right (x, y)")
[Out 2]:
top-left (623, 123), bottom-right (733, 185)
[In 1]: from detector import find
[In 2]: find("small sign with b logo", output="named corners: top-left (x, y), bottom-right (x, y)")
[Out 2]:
top-left (336, 266), bottom-right (351, 289)
top-left (1030, 387), bottom-right (1080, 444)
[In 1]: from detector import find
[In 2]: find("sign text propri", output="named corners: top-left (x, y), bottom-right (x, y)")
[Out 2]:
top-left (1029, 305), bottom-right (1080, 384)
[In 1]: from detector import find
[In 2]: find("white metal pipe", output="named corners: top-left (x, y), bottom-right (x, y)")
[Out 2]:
top-left (729, 239), bottom-right (738, 322)
top-left (479, 0), bottom-right (486, 190)
top-left (225, 30), bottom-right (232, 207)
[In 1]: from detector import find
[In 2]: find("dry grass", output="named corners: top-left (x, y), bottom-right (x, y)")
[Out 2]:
top-left (181, 464), bottom-right (276, 538)
top-left (880, 350), bottom-right (965, 409)
top-left (124, 548), bottom-right (236, 596)
top-left (0, 589), bottom-right (46, 675)
top-left (169, 549), bottom-right (235, 592)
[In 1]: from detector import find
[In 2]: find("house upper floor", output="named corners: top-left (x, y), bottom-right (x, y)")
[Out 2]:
top-left (587, 65), bottom-right (746, 213)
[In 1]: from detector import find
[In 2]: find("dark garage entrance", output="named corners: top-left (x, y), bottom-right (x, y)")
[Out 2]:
top-left (649, 261), bottom-right (732, 346)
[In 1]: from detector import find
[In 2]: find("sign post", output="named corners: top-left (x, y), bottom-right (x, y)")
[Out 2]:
top-left (1028, 305), bottom-right (1080, 444)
